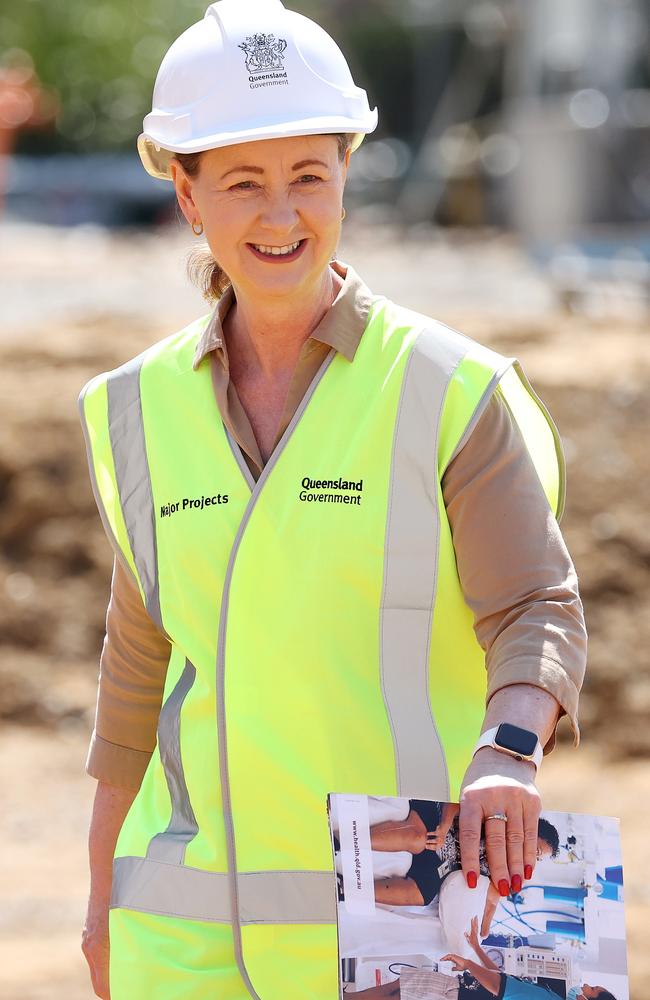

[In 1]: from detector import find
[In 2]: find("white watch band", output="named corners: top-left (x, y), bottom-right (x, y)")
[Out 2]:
top-left (473, 726), bottom-right (544, 770)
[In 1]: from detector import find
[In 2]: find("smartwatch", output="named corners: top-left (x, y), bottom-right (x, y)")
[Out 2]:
top-left (472, 723), bottom-right (544, 771)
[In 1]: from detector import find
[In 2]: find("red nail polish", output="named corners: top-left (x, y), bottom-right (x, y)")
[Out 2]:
top-left (524, 864), bottom-right (533, 880)
top-left (498, 879), bottom-right (510, 897)
top-left (511, 874), bottom-right (522, 893)
top-left (466, 871), bottom-right (478, 889)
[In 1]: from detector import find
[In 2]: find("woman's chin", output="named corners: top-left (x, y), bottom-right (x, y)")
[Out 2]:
top-left (237, 247), bottom-right (330, 296)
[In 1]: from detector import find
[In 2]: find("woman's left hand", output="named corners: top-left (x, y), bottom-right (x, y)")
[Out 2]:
top-left (458, 747), bottom-right (541, 897)
top-left (440, 954), bottom-right (471, 973)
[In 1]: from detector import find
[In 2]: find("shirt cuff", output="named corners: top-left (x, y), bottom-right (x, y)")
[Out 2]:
top-left (85, 730), bottom-right (153, 790)
top-left (485, 656), bottom-right (581, 751)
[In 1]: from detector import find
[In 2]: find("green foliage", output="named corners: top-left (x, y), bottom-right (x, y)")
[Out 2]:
top-left (3, 0), bottom-right (206, 152)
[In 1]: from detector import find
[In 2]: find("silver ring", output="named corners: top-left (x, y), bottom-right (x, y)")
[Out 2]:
top-left (486, 813), bottom-right (508, 822)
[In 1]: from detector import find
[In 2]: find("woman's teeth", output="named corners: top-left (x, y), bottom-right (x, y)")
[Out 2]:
top-left (252, 241), bottom-right (301, 256)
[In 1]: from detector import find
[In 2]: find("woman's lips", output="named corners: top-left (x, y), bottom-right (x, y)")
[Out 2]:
top-left (247, 239), bottom-right (307, 263)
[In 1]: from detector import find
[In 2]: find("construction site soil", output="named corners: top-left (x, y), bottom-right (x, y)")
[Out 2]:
top-left (1, 223), bottom-right (648, 998)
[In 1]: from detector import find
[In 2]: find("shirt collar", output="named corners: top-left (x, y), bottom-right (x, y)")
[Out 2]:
top-left (192, 259), bottom-right (376, 371)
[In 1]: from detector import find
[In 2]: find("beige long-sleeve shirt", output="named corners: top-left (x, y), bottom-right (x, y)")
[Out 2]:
top-left (86, 260), bottom-right (587, 790)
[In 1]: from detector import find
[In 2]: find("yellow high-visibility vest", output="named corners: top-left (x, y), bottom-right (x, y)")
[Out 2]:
top-left (79, 294), bottom-right (563, 1000)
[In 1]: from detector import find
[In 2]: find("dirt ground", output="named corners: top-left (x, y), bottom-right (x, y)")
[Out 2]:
top-left (1, 222), bottom-right (649, 998)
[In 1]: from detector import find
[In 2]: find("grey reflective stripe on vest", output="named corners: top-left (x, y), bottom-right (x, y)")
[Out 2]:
top-left (146, 659), bottom-right (199, 864)
top-left (106, 355), bottom-right (162, 628)
top-left (78, 382), bottom-right (135, 588)
top-left (237, 870), bottom-right (335, 924)
top-left (380, 325), bottom-right (470, 800)
top-left (111, 857), bottom-right (336, 924)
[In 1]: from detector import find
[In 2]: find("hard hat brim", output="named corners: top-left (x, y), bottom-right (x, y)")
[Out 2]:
top-left (138, 111), bottom-right (377, 181)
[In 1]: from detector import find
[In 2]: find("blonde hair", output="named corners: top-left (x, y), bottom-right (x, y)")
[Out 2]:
top-left (174, 133), bottom-right (355, 302)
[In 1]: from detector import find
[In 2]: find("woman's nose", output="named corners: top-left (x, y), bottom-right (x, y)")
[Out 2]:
top-left (258, 196), bottom-right (299, 232)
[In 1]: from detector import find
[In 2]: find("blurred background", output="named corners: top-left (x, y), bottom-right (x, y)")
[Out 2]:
top-left (1, 1), bottom-right (649, 997)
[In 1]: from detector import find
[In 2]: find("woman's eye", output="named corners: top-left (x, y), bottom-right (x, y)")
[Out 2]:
top-left (231, 180), bottom-right (257, 190)
top-left (296, 174), bottom-right (320, 183)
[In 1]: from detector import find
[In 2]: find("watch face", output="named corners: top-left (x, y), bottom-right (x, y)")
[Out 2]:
top-left (495, 722), bottom-right (538, 758)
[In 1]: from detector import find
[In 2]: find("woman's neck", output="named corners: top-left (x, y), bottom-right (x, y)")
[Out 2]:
top-left (225, 266), bottom-right (343, 379)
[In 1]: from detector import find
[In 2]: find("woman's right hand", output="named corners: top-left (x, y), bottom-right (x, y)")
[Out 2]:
top-left (465, 915), bottom-right (481, 951)
top-left (84, 781), bottom-right (138, 999)
top-left (81, 897), bottom-right (111, 999)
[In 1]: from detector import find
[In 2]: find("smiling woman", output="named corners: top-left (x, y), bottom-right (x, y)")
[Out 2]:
top-left (78, 2), bottom-right (587, 1000)
top-left (171, 133), bottom-right (353, 303)
top-left (174, 132), bottom-right (354, 299)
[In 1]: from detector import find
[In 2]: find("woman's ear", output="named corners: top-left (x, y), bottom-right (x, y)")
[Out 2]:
top-left (170, 160), bottom-right (198, 227)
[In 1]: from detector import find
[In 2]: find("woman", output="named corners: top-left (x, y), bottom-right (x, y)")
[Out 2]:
top-left (366, 806), bottom-right (558, 954)
top-left (370, 808), bottom-right (559, 913)
top-left (353, 922), bottom-right (617, 1000)
top-left (79, 2), bottom-right (586, 999)
top-left (354, 963), bottom-right (617, 1000)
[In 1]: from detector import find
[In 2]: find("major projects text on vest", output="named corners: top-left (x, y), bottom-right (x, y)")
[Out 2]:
top-left (299, 476), bottom-right (363, 506)
top-left (160, 494), bottom-right (229, 518)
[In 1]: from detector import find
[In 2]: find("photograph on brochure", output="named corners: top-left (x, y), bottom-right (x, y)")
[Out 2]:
top-left (328, 794), bottom-right (628, 1000)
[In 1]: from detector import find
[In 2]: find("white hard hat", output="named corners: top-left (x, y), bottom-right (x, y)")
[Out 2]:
top-left (138, 0), bottom-right (379, 180)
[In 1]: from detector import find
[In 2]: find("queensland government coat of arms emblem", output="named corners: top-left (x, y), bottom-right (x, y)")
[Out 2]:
top-left (238, 33), bottom-right (288, 74)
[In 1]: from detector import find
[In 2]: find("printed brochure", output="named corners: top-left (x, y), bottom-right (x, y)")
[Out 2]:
top-left (328, 794), bottom-right (628, 1000)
